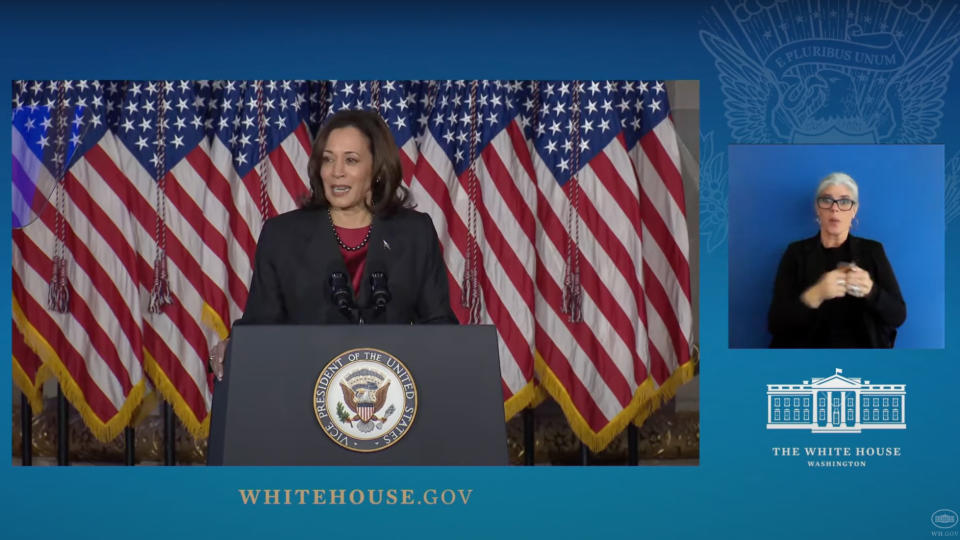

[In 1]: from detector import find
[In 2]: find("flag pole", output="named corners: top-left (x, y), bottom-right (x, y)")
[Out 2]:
top-left (20, 394), bottom-right (32, 466)
top-left (56, 385), bottom-right (69, 465)
top-left (627, 424), bottom-right (639, 465)
top-left (124, 427), bottom-right (136, 465)
top-left (163, 402), bottom-right (176, 465)
top-left (522, 408), bottom-right (535, 465)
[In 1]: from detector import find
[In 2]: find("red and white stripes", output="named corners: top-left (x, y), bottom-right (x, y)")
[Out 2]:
top-left (12, 81), bottom-right (693, 453)
top-left (411, 119), bottom-right (538, 416)
top-left (12, 122), bottom-right (312, 440)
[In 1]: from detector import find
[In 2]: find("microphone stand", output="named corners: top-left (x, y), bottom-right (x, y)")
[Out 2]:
top-left (329, 272), bottom-right (363, 324)
top-left (331, 271), bottom-right (392, 325)
top-left (369, 271), bottom-right (391, 319)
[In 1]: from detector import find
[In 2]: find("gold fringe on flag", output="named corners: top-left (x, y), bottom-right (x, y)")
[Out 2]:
top-left (633, 347), bottom-right (699, 427)
top-left (201, 302), bottom-right (231, 340)
top-left (142, 349), bottom-right (210, 440)
top-left (529, 384), bottom-right (551, 409)
top-left (503, 380), bottom-right (539, 422)
top-left (534, 347), bottom-right (699, 453)
top-left (129, 384), bottom-right (162, 428)
top-left (13, 297), bottom-right (146, 443)
top-left (12, 356), bottom-right (50, 414)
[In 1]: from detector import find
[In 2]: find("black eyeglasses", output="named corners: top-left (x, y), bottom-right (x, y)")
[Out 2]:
top-left (816, 196), bottom-right (856, 211)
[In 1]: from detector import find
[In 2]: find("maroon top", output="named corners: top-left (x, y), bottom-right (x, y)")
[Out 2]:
top-left (335, 225), bottom-right (370, 296)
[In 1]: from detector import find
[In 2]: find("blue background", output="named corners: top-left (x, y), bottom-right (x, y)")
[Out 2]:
top-left (2, 1), bottom-right (959, 539)
top-left (728, 144), bottom-right (945, 348)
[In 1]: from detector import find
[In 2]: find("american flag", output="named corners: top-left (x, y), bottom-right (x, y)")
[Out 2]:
top-left (411, 80), bottom-right (540, 419)
top-left (408, 79), bottom-right (693, 448)
top-left (517, 80), bottom-right (694, 449)
top-left (11, 80), bottom-right (693, 451)
top-left (11, 80), bottom-right (313, 440)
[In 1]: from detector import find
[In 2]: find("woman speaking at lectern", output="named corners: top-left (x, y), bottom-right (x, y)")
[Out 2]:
top-left (210, 109), bottom-right (457, 378)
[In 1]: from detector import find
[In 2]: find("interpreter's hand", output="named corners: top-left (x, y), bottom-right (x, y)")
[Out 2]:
top-left (818, 268), bottom-right (851, 301)
top-left (844, 264), bottom-right (874, 298)
top-left (209, 338), bottom-right (229, 381)
top-left (802, 269), bottom-right (849, 308)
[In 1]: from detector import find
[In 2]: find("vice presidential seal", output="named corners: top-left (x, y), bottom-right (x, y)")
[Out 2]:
top-left (313, 348), bottom-right (418, 452)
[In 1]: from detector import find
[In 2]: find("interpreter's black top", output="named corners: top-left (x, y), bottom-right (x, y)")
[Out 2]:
top-left (768, 233), bottom-right (906, 348)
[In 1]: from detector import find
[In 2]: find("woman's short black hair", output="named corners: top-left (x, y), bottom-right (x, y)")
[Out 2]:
top-left (303, 109), bottom-right (410, 215)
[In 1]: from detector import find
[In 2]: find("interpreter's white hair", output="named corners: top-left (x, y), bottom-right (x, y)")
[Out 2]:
top-left (816, 172), bottom-right (859, 203)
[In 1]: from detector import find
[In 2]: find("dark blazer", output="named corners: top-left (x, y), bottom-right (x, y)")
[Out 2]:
top-left (768, 233), bottom-right (906, 348)
top-left (235, 207), bottom-right (458, 326)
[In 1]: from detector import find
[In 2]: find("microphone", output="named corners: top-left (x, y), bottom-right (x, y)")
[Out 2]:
top-left (328, 272), bottom-right (354, 320)
top-left (369, 271), bottom-right (391, 314)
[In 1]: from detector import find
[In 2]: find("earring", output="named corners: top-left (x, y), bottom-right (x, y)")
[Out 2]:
top-left (375, 177), bottom-right (382, 185)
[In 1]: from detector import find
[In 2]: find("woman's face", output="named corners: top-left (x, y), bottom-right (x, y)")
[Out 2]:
top-left (320, 126), bottom-right (374, 213)
top-left (816, 184), bottom-right (857, 237)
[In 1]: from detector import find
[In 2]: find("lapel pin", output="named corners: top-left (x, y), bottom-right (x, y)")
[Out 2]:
top-left (383, 239), bottom-right (391, 250)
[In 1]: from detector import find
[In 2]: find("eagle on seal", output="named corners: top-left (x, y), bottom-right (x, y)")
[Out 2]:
top-left (340, 380), bottom-right (391, 426)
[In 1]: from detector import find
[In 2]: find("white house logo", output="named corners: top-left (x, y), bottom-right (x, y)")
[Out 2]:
top-left (766, 368), bottom-right (905, 433)
top-left (700, 0), bottom-right (960, 144)
top-left (313, 348), bottom-right (418, 452)
top-left (932, 509), bottom-right (959, 530)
